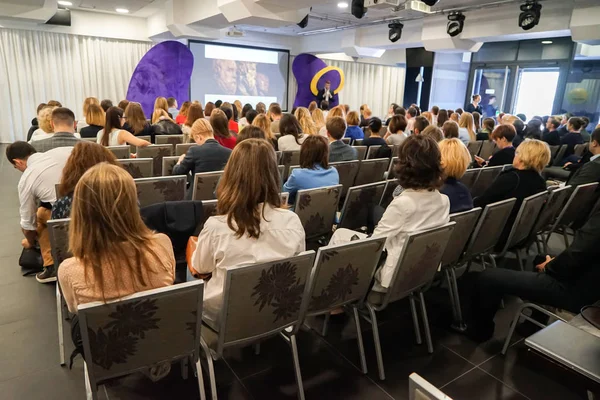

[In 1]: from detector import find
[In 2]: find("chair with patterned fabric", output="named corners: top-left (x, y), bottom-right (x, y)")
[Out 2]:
top-left (79, 281), bottom-right (206, 400)
top-left (458, 169), bottom-right (480, 192)
top-left (81, 137), bottom-right (96, 143)
top-left (135, 175), bottom-right (187, 208)
top-left (527, 186), bottom-right (572, 254)
top-left (362, 223), bottom-right (456, 380)
top-left (338, 182), bottom-right (386, 231)
top-left (137, 145), bottom-right (174, 177)
top-left (354, 139), bottom-right (363, 146)
top-left (330, 160), bottom-right (360, 197)
top-left (118, 158), bottom-right (154, 179)
top-left (409, 373), bottom-right (452, 400)
top-left (176, 143), bottom-right (198, 156)
top-left (275, 151), bottom-right (283, 165)
top-left (380, 179), bottom-right (401, 209)
top-left (341, 138), bottom-right (351, 144)
top-left (156, 134), bottom-right (184, 151)
top-left (281, 150), bottom-right (301, 181)
top-left (301, 237), bottom-right (386, 374)
top-left (130, 136), bottom-right (151, 154)
top-left (479, 140), bottom-right (497, 161)
top-left (354, 158), bottom-right (389, 186)
top-left (366, 145), bottom-right (382, 159)
top-left (48, 218), bottom-right (71, 366)
top-left (199, 252), bottom-right (316, 400)
top-left (278, 165), bottom-right (285, 183)
top-left (106, 145), bottom-right (130, 159)
top-left (467, 141), bottom-right (483, 158)
top-left (192, 171), bottom-right (224, 201)
top-left (470, 166), bottom-right (503, 198)
top-left (294, 185), bottom-right (342, 240)
top-left (353, 145), bottom-right (367, 160)
top-left (162, 156), bottom-right (180, 176)
top-left (198, 200), bottom-right (218, 229)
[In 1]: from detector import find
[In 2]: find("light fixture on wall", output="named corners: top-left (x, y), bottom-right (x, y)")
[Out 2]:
top-left (338, 2), bottom-right (349, 8)
top-left (519, 0), bottom-right (542, 31)
top-left (388, 21), bottom-right (403, 43)
top-left (351, 0), bottom-right (367, 19)
top-left (447, 12), bottom-right (465, 37)
top-left (541, 40), bottom-right (553, 44)
top-left (57, 1), bottom-right (72, 6)
top-left (115, 8), bottom-right (129, 14)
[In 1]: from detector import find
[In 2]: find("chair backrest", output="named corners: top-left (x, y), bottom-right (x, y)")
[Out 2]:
top-left (81, 137), bottom-right (96, 142)
top-left (275, 151), bottom-right (283, 165)
top-left (135, 175), bottom-right (187, 208)
top-left (330, 160), bottom-right (360, 197)
top-left (574, 143), bottom-right (588, 157)
top-left (215, 252), bottom-right (316, 353)
top-left (366, 145), bottom-right (382, 159)
top-left (530, 185), bottom-right (572, 236)
top-left (192, 171), bottom-right (224, 201)
top-left (175, 143), bottom-right (197, 156)
top-left (479, 140), bottom-right (497, 160)
top-left (383, 222), bottom-right (456, 307)
top-left (280, 192), bottom-right (289, 205)
top-left (470, 166), bottom-right (504, 198)
top-left (278, 165), bottom-right (285, 183)
top-left (387, 157), bottom-right (398, 180)
top-left (380, 179), bottom-right (401, 209)
top-left (501, 191), bottom-right (549, 254)
top-left (341, 138), bottom-right (351, 144)
top-left (156, 134), bottom-right (184, 150)
top-left (441, 208), bottom-right (482, 267)
top-left (118, 158), bottom-right (154, 179)
top-left (354, 139), bottom-right (363, 146)
top-left (555, 182), bottom-right (600, 227)
top-left (294, 184), bottom-right (342, 239)
top-left (198, 200), bottom-right (218, 230)
top-left (136, 145), bottom-right (174, 177)
top-left (463, 198), bottom-right (517, 258)
top-left (409, 373), bottom-right (452, 400)
top-left (47, 218), bottom-right (71, 267)
top-left (459, 169), bottom-right (480, 192)
top-left (338, 182), bottom-right (386, 231)
top-left (106, 145), bottom-right (130, 159)
top-left (130, 135), bottom-right (151, 154)
top-left (161, 156), bottom-right (180, 176)
top-left (353, 145), bottom-right (367, 160)
top-left (467, 141), bottom-right (483, 158)
top-left (281, 150), bottom-right (301, 181)
top-left (548, 145), bottom-right (560, 166)
top-left (79, 281), bottom-right (204, 386)
top-left (552, 144), bottom-right (568, 166)
top-left (304, 237), bottom-right (386, 316)
top-left (354, 158), bottom-right (389, 186)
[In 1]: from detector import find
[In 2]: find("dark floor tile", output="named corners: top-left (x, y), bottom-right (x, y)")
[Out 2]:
top-left (0, 365), bottom-right (93, 400)
top-left (441, 368), bottom-right (529, 400)
top-left (479, 341), bottom-right (589, 400)
top-left (0, 279), bottom-right (57, 325)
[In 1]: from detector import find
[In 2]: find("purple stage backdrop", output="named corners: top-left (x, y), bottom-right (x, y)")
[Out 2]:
top-left (293, 53), bottom-right (342, 109)
top-left (126, 41), bottom-right (194, 118)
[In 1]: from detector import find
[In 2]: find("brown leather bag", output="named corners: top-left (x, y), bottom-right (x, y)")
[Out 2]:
top-left (186, 236), bottom-right (211, 281)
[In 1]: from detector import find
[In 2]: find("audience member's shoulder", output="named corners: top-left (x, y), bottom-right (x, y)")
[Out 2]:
top-left (57, 257), bottom-right (79, 281)
top-left (269, 206), bottom-right (304, 228)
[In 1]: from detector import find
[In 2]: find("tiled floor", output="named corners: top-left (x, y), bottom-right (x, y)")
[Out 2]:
top-left (0, 145), bottom-right (590, 399)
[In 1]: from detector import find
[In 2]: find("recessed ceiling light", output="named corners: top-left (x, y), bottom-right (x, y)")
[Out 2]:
top-left (338, 2), bottom-right (349, 8)
top-left (57, 1), bottom-right (72, 6)
top-left (115, 8), bottom-right (129, 13)
top-left (541, 40), bottom-right (553, 44)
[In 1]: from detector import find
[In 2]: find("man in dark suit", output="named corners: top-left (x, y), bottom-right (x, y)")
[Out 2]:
top-left (31, 108), bottom-right (80, 152)
top-left (566, 128), bottom-right (600, 186)
top-left (317, 80), bottom-right (337, 108)
top-left (542, 118), bottom-right (561, 146)
top-left (327, 116), bottom-right (358, 163)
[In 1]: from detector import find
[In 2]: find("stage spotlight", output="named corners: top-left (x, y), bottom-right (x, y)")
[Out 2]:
top-left (388, 22), bottom-right (403, 43)
top-left (519, 0), bottom-right (542, 31)
top-left (298, 14), bottom-right (309, 28)
top-left (351, 0), bottom-right (367, 19)
top-left (421, 0), bottom-right (440, 6)
top-left (447, 12), bottom-right (465, 37)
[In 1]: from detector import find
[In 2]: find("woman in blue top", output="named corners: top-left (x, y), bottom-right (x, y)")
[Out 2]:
top-left (345, 111), bottom-right (364, 142)
top-left (283, 135), bottom-right (340, 207)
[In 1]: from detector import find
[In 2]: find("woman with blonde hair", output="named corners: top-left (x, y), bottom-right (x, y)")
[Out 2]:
top-left (79, 104), bottom-right (105, 138)
top-left (58, 163), bottom-right (176, 313)
top-left (253, 114), bottom-right (277, 149)
top-left (175, 101), bottom-right (191, 125)
top-left (360, 104), bottom-right (371, 127)
top-left (312, 108), bottom-right (326, 131)
top-left (98, 106), bottom-right (151, 148)
top-left (77, 97), bottom-right (100, 132)
top-left (439, 138), bottom-right (473, 213)
top-left (295, 107), bottom-right (318, 136)
top-left (308, 101), bottom-right (318, 113)
top-left (191, 139), bottom-right (305, 328)
top-left (421, 111), bottom-right (433, 124)
top-left (345, 111), bottom-right (364, 141)
top-left (182, 103), bottom-right (205, 143)
top-left (319, 106), bottom-right (346, 136)
top-left (123, 102), bottom-right (154, 137)
top-left (31, 106), bottom-right (77, 142)
top-left (154, 96), bottom-right (170, 118)
top-left (233, 100), bottom-right (243, 116)
top-left (458, 112), bottom-right (476, 144)
top-left (450, 112), bottom-right (460, 123)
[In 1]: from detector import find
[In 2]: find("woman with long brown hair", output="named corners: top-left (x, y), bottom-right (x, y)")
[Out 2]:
top-left (437, 109), bottom-right (449, 127)
top-left (204, 102), bottom-right (215, 118)
top-left (458, 111), bottom-right (476, 143)
top-left (153, 96), bottom-right (170, 120)
top-left (191, 139), bottom-right (305, 327)
top-left (210, 109), bottom-right (237, 149)
top-left (123, 102), bottom-right (154, 137)
top-left (97, 106), bottom-right (150, 147)
top-left (277, 114), bottom-right (306, 151)
top-left (182, 103), bottom-right (205, 143)
top-left (58, 163), bottom-right (175, 313)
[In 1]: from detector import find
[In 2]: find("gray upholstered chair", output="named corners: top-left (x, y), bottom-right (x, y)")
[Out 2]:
top-left (81, 137), bottom-right (97, 142)
top-left (130, 135), bottom-right (151, 154)
top-left (574, 143), bottom-right (588, 157)
top-left (547, 145), bottom-right (560, 166)
top-left (458, 169), bottom-right (480, 192)
top-left (162, 156), bottom-right (180, 176)
top-left (409, 373), bottom-right (452, 400)
top-left (156, 134), bottom-right (184, 151)
top-left (354, 158), bottom-right (389, 186)
top-left (380, 179), bottom-right (401, 209)
top-left (176, 143), bottom-right (198, 156)
top-left (275, 151), bottom-right (283, 165)
top-left (330, 160), bottom-right (360, 197)
top-left (353, 145), bottom-right (367, 160)
top-left (47, 218), bottom-right (71, 366)
top-left (338, 182), bottom-right (386, 231)
top-left (341, 138), bottom-right (351, 144)
top-left (440, 208), bottom-right (482, 331)
top-left (281, 151), bottom-right (300, 181)
top-left (294, 184), bottom-right (342, 240)
top-left (366, 145), bottom-right (382, 159)
top-left (199, 199), bottom-right (218, 229)
top-left (118, 158), bottom-right (154, 179)
top-left (302, 237), bottom-right (386, 374)
top-left (353, 139), bottom-right (363, 146)
top-left (479, 140), bottom-right (497, 160)
top-left (135, 175), bottom-right (187, 208)
top-left (278, 165), bottom-right (285, 183)
top-left (192, 171), bottom-right (224, 201)
top-left (552, 144), bottom-right (568, 166)
top-left (528, 186), bottom-right (572, 254)
top-left (470, 165), bottom-right (504, 198)
top-left (79, 281), bottom-right (206, 400)
top-left (106, 145), bottom-right (130, 159)
top-left (199, 252), bottom-right (316, 400)
top-left (467, 141), bottom-right (483, 158)
top-left (386, 157), bottom-right (398, 180)
top-left (361, 222), bottom-right (456, 380)
top-left (280, 191), bottom-right (289, 205)
top-left (137, 145), bottom-right (174, 177)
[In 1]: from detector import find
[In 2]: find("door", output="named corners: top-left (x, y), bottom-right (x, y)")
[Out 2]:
top-left (471, 66), bottom-right (511, 118)
top-left (512, 67), bottom-right (561, 118)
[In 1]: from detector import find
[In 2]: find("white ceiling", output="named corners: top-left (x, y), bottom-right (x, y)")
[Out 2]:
top-left (54, 0), bottom-right (163, 17)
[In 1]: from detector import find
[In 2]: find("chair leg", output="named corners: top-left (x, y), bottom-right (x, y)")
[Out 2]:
top-left (195, 358), bottom-right (207, 400)
top-left (409, 295), bottom-right (422, 345)
top-left (84, 361), bottom-right (99, 400)
top-left (352, 306), bottom-right (368, 374)
top-left (487, 254), bottom-right (496, 269)
top-left (449, 268), bottom-right (467, 332)
top-left (200, 339), bottom-right (218, 400)
top-left (367, 304), bottom-right (386, 380)
top-left (418, 292), bottom-right (434, 354)
top-left (290, 335), bottom-right (305, 400)
top-left (56, 286), bottom-right (65, 366)
top-left (321, 313), bottom-right (331, 337)
top-left (562, 229), bottom-right (570, 248)
top-left (444, 268), bottom-right (458, 322)
top-left (516, 250), bottom-right (525, 271)
top-left (181, 357), bottom-right (189, 380)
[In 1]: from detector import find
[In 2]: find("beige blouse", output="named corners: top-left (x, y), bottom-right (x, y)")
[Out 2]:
top-left (58, 234), bottom-right (176, 313)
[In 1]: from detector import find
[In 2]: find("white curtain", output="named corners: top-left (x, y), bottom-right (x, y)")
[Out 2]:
top-left (0, 28), bottom-right (152, 142)
top-left (288, 56), bottom-right (405, 119)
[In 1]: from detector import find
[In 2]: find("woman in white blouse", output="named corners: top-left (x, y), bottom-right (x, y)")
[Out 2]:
top-left (97, 106), bottom-right (150, 148)
top-left (192, 139), bottom-right (306, 330)
top-left (277, 114), bottom-right (306, 152)
top-left (329, 135), bottom-right (450, 295)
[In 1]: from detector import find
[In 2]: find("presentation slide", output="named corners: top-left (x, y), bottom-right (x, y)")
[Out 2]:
top-left (189, 41), bottom-right (290, 110)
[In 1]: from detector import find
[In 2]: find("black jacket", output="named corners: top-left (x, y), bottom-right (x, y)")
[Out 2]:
top-left (465, 103), bottom-right (483, 115)
top-left (487, 147), bottom-right (515, 167)
top-left (542, 130), bottom-right (561, 146)
top-left (152, 120), bottom-right (183, 142)
top-left (441, 178), bottom-right (474, 214)
top-left (27, 118), bottom-right (38, 142)
top-left (560, 132), bottom-right (584, 161)
top-left (567, 155), bottom-right (600, 187)
top-left (79, 125), bottom-right (103, 139)
top-left (123, 122), bottom-right (154, 138)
